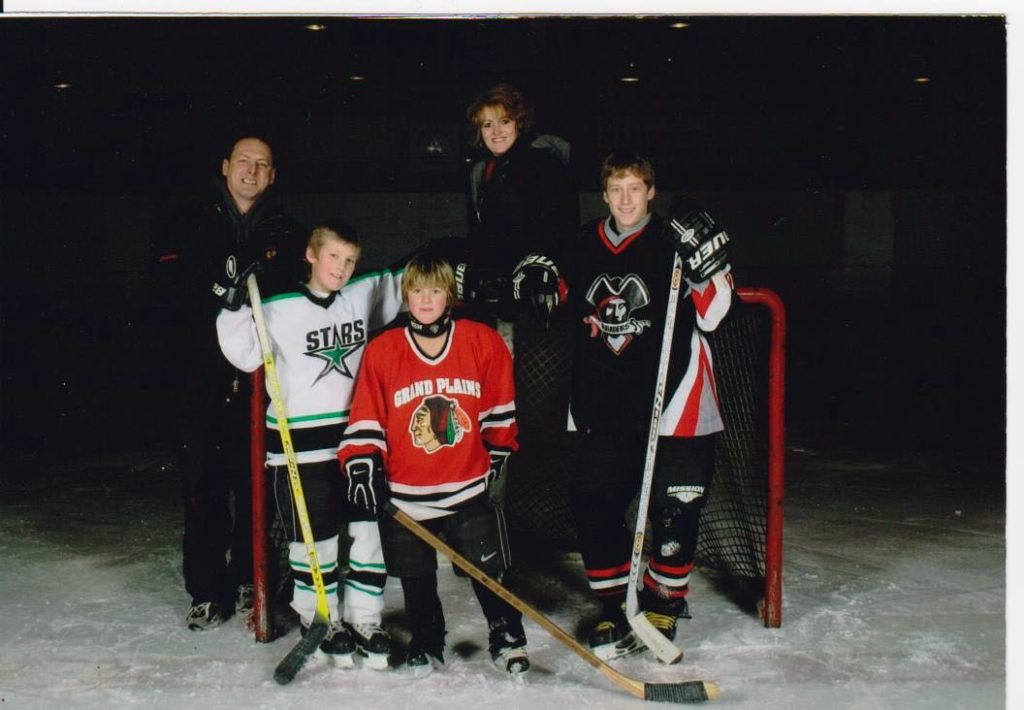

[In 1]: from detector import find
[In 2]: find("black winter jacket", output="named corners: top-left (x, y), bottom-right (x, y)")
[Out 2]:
top-left (466, 133), bottom-right (578, 275)
top-left (149, 178), bottom-right (304, 413)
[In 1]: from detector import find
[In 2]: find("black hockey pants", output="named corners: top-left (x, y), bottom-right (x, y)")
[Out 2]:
top-left (569, 431), bottom-right (715, 614)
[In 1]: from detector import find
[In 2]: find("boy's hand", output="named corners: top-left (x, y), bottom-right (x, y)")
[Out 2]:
top-left (212, 253), bottom-right (261, 310)
top-left (662, 198), bottom-right (731, 282)
top-left (485, 450), bottom-right (511, 504)
top-left (512, 253), bottom-right (563, 324)
top-left (343, 452), bottom-right (389, 519)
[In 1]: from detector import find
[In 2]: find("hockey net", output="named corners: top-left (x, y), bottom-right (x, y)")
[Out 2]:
top-left (248, 287), bottom-right (785, 640)
top-left (503, 287), bottom-right (785, 628)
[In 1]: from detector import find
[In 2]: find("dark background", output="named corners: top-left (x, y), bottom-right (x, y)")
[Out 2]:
top-left (0, 15), bottom-right (1007, 470)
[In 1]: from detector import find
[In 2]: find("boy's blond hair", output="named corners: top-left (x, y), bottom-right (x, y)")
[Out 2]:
top-left (402, 251), bottom-right (457, 304)
top-left (307, 220), bottom-right (360, 258)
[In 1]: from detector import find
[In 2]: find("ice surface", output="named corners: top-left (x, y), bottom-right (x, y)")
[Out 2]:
top-left (0, 447), bottom-right (1004, 709)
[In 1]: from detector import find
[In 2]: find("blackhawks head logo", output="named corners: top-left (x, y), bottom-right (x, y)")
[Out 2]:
top-left (409, 395), bottom-right (472, 453)
top-left (583, 273), bottom-right (652, 355)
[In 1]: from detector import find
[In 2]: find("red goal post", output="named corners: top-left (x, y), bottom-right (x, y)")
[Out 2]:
top-left (732, 287), bottom-right (785, 628)
top-left (250, 374), bottom-right (272, 641)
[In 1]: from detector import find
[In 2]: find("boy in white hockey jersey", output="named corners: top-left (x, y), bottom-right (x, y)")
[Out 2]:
top-left (217, 221), bottom-right (403, 668)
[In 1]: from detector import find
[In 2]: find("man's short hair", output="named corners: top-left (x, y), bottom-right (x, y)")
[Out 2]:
top-left (225, 135), bottom-right (274, 164)
top-left (601, 150), bottom-right (655, 190)
top-left (466, 84), bottom-right (534, 145)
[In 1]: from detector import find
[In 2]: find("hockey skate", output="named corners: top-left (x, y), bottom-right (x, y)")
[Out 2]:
top-left (302, 619), bottom-right (356, 668)
top-left (588, 614), bottom-right (645, 661)
top-left (348, 621), bottom-right (391, 670)
top-left (487, 618), bottom-right (529, 676)
top-left (186, 601), bottom-right (229, 631)
top-left (405, 634), bottom-right (445, 676)
top-left (642, 611), bottom-right (678, 642)
top-left (639, 596), bottom-right (691, 644)
top-left (235, 583), bottom-right (254, 615)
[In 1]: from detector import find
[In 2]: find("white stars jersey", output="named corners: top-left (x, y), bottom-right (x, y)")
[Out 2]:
top-left (216, 268), bottom-right (404, 466)
top-left (338, 319), bottom-right (518, 521)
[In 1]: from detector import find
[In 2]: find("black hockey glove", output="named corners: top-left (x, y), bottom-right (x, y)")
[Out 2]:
top-left (343, 452), bottom-right (389, 519)
top-left (661, 198), bottom-right (731, 282)
top-left (485, 449), bottom-right (511, 504)
top-left (212, 248), bottom-right (263, 311)
top-left (457, 267), bottom-right (509, 306)
top-left (511, 253), bottom-right (562, 325)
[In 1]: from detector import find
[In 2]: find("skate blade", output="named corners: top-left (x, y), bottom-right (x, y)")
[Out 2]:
top-left (494, 648), bottom-right (530, 676)
top-left (409, 659), bottom-right (441, 677)
top-left (358, 651), bottom-right (390, 671)
top-left (316, 649), bottom-right (356, 669)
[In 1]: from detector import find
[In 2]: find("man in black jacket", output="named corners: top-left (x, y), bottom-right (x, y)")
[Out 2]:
top-left (153, 136), bottom-right (303, 630)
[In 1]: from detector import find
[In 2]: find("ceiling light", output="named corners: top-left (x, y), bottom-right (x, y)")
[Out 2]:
top-left (54, 82), bottom-right (72, 91)
top-left (304, 23), bottom-right (326, 31)
top-left (620, 77), bottom-right (640, 83)
top-left (349, 75), bottom-right (367, 82)
top-left (670, 22), bottom-right (690, 29)
top-left (913, 76), bottom-right (931, 83)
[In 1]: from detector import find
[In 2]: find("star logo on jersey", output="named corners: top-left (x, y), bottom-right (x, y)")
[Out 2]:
top-left (304, 320), bottom-right (368, 384)
top-left (305, 340), bottom-right (364, 383)
top-left (582, 273), bottom-right (652, 355)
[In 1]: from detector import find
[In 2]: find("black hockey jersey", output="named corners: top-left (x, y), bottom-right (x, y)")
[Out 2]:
top-left (563, 215), bottom-right (733, 437)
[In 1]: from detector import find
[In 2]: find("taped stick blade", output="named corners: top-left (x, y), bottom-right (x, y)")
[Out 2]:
top-left (644, 679), bottom-right (720, 703)
top-left (273, 619), bottom-right (328, 685)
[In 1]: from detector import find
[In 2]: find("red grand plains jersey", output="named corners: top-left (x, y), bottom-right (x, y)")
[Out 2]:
top-left (338, 319), bottom-right (518, 521)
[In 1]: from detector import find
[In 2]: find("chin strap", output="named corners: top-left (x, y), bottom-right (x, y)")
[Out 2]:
top-left (407, 309), bottom-right (453, 338)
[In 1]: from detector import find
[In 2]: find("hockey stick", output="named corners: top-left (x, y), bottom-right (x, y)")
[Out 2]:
top-left (624, 251), bottom-right (687, 664)
top-left (387, 502), bottom-right (719, 704)
top-left (246, 274), bottom-right (332, 685)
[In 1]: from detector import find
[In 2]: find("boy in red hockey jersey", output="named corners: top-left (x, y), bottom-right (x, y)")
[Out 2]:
top-left (337, 251), bottom-right (529, 676)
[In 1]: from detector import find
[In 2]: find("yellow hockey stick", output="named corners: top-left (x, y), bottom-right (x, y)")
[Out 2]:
top-left (246, 274), bottom-right (331, 684)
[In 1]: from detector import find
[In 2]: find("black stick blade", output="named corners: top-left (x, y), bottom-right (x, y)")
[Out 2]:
top-left (644, 680), bottom-right (721, 703)
top-left (273, 621), bottom-right (328, 685)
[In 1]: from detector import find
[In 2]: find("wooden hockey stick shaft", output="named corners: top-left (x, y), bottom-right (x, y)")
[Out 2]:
top-left (387, 502), bottom-right (719, 704)
top-left (247, 275), bottom-right (332, 684)
top-left (624, 251), bottom-right (687, 664)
